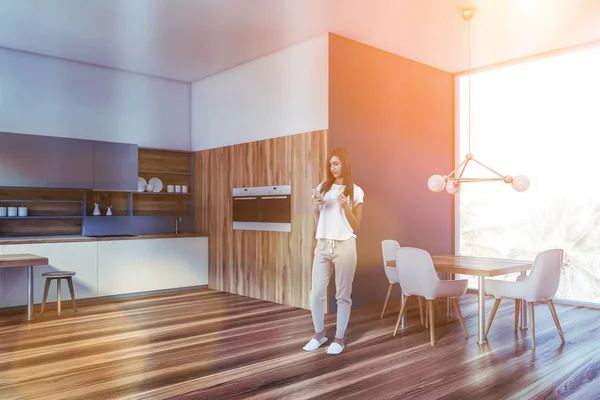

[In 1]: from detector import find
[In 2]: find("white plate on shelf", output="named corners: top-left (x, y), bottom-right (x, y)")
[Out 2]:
top-left (148, 177), bottom-right (163, 192)
top-left (137, 177), bottom-right (147, 192)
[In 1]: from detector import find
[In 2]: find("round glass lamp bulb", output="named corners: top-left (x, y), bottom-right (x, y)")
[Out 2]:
top-left (427, 175), bottom-right (446, 192)
top-left (446, 180), bottom-right (461, 195)
top-left (512, 175), bottom-right (530, 192)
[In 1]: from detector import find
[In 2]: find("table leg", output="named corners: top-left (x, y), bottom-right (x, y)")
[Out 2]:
top-left (478, 276), bottom-right (487, 344)
top-left (27, 265), bottom-right (34, 321)
top-left (519, 271), bottom-right (528, 330)
top-left (447, 273), bottom-right (455, 317)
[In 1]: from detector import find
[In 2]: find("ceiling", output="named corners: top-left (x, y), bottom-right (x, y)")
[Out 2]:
top-left (0, 0), bottom-right (599, 83)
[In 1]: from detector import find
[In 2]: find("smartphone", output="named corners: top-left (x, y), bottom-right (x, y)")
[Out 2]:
top-left (312, 188), bottom-right (323, 199)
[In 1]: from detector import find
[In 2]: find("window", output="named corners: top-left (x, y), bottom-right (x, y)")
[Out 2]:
top-left (457, 45), bottom-right (600, 304)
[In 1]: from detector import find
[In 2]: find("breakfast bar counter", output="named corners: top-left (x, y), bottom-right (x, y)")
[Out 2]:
top-left (0, 253), bottom-right (49, 319)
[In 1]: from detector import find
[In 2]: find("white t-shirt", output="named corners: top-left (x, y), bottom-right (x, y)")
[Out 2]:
top-left (315, 182), bottom-right (364, 240)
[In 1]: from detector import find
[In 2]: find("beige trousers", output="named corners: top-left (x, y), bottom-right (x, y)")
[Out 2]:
top-left (309, 237), bottom-right (357, 339)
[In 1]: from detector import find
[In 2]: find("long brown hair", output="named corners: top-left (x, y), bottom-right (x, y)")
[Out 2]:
top-left (320, 146), bottom-right (355, 206)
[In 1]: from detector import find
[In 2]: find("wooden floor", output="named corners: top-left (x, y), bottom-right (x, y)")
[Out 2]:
top-left (1, 289), bottom-right (600, 400)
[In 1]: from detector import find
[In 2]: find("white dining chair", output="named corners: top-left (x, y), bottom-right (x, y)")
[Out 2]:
top-left (381, 240), bottom-right (424, 324)
top-left (393, 247), bottom-right (469, 346)
top-left (485, 249), bottom-right (565, 349)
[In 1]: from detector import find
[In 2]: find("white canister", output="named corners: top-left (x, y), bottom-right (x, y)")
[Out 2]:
top-left (175, 185), bottom-right (182, 193)
top-left (182, 185), bottom-right (188, 193)
top-left (0, 206), bottom-right (6, 217)
top-left (18, 206), bottom-right (28, 217)
top-left (7, 206), bottom-right (18, 217)
top-left (167, 185), bottom-right (174, 193)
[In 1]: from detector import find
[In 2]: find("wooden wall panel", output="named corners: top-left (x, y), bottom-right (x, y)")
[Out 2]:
top-left (132, 193), bottom-right (191, 216)
top-left (194, 130), bottom-right (327, 309)
top-left (25, 202), bottom-right (82, 217)
top-left (208, 146), bottom-right (233, 294)
top-left (138, 149), bottom-right (191, 173)
top-left (0, 218), bottom-right (82, 237)
top-left (193, 151), bottom-right (210, 235)
top-left (0, 188), bottom-right (83, 202)
top-left (290, 131), bottom-right (327, 308)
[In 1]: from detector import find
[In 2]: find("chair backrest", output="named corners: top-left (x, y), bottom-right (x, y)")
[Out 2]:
top-left (382, 240), bottom-right (400, 266)
top-left (395, 247), bottom-right (440, 298)
top-left (382, 240), bottom-right (401, 283)
top-left (523, 249), bottom-right (564, 300)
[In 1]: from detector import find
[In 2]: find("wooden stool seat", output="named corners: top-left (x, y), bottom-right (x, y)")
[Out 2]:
top-left (42, 271), bottom-right (76, 278)
top-left (40, 271), bottom-right (77, 316)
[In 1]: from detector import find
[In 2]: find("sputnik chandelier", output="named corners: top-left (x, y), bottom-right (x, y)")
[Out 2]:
top-left (427, 8), bottom-right (530, 195)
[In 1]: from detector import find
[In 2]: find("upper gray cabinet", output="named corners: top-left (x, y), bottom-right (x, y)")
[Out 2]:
top-left (0, 131), bottom-right (94, 188)
top-left (93, 141), bottom-right (138, 191)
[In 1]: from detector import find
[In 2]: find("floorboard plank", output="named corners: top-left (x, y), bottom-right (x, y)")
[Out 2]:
top-left (0, 289), bottom-right (599, 400)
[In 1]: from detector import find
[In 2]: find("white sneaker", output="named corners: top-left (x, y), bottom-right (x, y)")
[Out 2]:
top-left (302, 337), bottom-right (328, 351)
top-left (326, 342), bottom-right (345, 355)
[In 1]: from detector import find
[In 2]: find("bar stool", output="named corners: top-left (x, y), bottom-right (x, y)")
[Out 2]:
top-left (40, 271), bottom-right (77, 316)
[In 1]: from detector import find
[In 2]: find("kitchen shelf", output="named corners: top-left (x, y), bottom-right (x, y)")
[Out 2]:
top-left (0, 145), bottom-right (194, 238)
top-left (86, 191), bottom-right (130, 217)
top-left (0, 216), bottom-right (84, 219)
top-left (84, 191), bottom-right (192, 195)
top-left (0, 199), bottom-right (84, 203)
top-left (89, 189), bottom-right (135, 192)
top-left (84, 216), bottom-right (128, 219)
top-left (0, 187), bottom-right (85, 237)
top-left (138, 169), bottom-right (192, 176)
top-left (137, 148), bottom-right (192, 219)
top-left (134, 192), bottom-right (192, 195)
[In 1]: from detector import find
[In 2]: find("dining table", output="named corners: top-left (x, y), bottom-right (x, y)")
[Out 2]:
top-left (0, 253), bottom-right (49, 320)
top-left (386, 255), bottom-right (533, 344)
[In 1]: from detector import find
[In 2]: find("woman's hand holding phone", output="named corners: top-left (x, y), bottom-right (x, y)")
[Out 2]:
top-left (312, 189), bottom-right (325, 207)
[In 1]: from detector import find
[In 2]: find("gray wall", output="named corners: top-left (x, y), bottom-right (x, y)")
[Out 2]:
top-left (327, 34), bottom-right (455, 310)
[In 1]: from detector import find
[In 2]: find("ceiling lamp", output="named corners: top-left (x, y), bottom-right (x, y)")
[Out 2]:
top-left (428, 8), bottom-right (530, 195)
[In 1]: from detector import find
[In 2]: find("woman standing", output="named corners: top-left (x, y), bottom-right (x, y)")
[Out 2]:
top-left (303, 147), bottom-right (364, 355)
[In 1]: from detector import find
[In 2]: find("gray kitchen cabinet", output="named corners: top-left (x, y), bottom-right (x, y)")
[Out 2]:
top-left (0, 131), bottom-right (93, 188)
top-left (93, 141), bottom-right (138, 191)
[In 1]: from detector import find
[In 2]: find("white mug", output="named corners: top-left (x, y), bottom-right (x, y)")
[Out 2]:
top-left (175, 185), bottom-right (182, 193)
top-left (8, 206), bottom-right (17, 217)
top-left (18, 207), bottom-right (28, 217)
top-left (0, 207), bottom-right (6, 217)
top-left (167, 185), bottom-right (174, 193)
top-left (182, 185), bottom-right (188, 193)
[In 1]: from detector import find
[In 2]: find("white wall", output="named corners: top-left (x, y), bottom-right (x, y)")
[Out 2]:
top-left (191, 34), bottom-right (329, 150)
top-left (0, 47), bottom-right (191, 150)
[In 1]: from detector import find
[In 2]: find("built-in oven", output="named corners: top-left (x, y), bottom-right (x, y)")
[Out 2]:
top-left (232, 185), bottom-right (291, 232)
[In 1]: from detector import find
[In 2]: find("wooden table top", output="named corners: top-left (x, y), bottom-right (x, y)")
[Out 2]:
top-left (0, 254), bottom-right (49, 268)
top-left (386, 255), bottom-right (532, 277)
